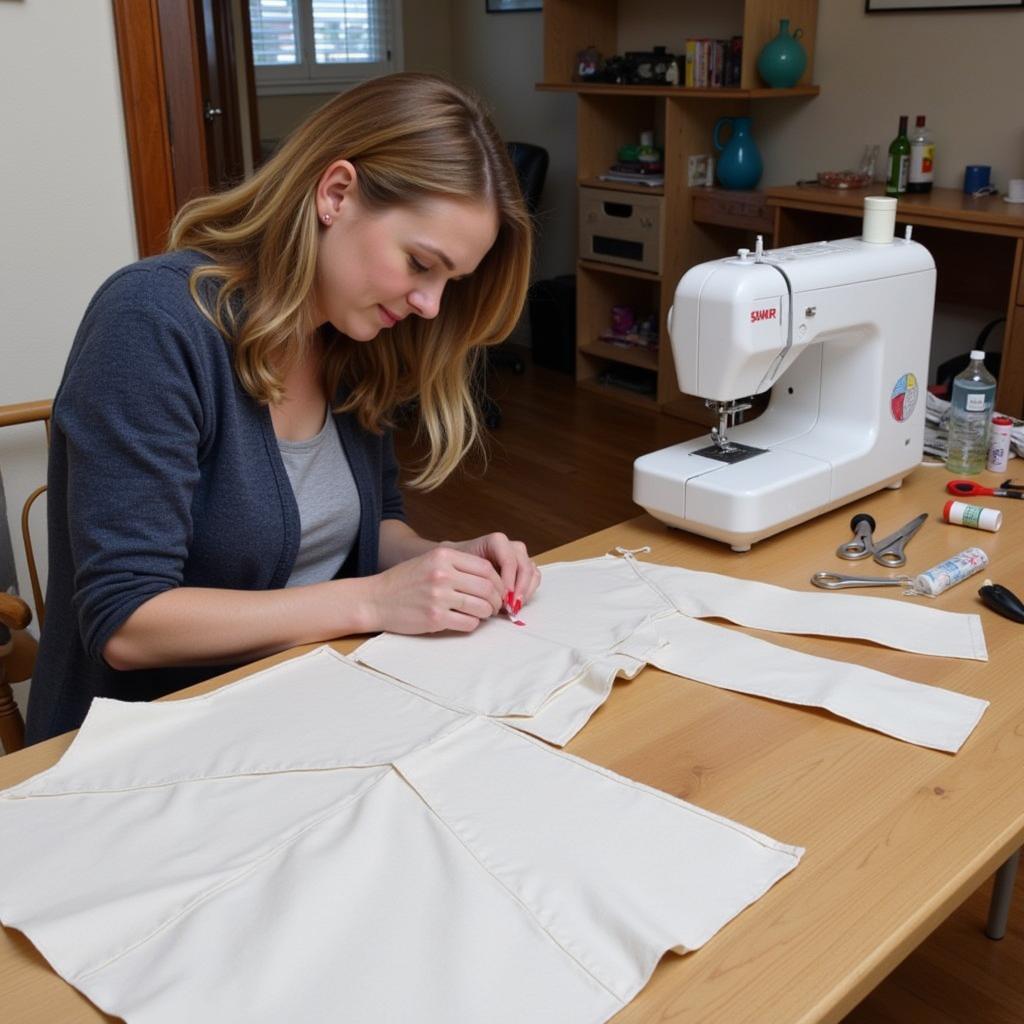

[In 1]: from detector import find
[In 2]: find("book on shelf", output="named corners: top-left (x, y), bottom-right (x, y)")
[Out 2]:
top-left (598, 170), bottom-right (665, 187)
top-left (683, 36), bottom-right (742, 88)
top-left (598, 330), bottom-right (659, 352)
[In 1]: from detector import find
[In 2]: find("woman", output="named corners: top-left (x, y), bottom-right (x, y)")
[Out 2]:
top-left (26, 74), bottom-right (540, 743)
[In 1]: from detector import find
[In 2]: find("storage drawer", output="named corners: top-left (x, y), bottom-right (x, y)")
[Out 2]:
top-left (579, 187), bottom-right (663, 274)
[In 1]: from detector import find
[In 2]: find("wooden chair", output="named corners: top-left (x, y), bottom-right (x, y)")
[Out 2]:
top-left (0, 400), bottom-right (51, 754)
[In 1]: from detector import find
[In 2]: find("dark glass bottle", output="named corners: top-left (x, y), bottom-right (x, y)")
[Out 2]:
top-left (886, 115), bottom-right (910, 196)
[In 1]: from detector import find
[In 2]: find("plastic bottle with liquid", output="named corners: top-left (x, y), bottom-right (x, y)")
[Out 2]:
top-left (885, 115), bottom-right (910, 196)
top-left (637, 130), bottom-right (660, 164)
top-left (946, 350), bottom-right (998, 475)
top-left (907, 115), bottom-right (934, 194)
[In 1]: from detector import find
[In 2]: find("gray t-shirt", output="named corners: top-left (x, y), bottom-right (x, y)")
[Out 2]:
top-left (278, 411), bottom-right (361, 588)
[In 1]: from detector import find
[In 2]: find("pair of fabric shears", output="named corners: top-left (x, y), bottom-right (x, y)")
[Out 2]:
top-left (947, 479), bottom-right (1024, 499)
top-left (835, 512), bottom-right (928, 568)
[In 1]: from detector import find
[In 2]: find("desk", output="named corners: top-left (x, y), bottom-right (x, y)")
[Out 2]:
top-left (2, 467), bottom-right (1023, 1023)
top-left (765, 185), bottom-right (1024, 420)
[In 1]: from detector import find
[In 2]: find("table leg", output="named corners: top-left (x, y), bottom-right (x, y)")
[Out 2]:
top-left (985, 848), bottom-right (1020, 940)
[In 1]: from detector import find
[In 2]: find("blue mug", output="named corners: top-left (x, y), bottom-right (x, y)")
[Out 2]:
top-left (963, 165), bottom-right (991, 194)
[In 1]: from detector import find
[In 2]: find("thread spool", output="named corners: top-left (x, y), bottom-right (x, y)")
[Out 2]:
top-left (912, 547), bottom-right (989, 597)
top-left (987, 416), bottom-right (1012, 473)
top-left (963, 165), bottom-right (991, 195)
top-left (862, 196), bottom-right (897, 244)
top-left (942, 500), bottom-right (1002, 532)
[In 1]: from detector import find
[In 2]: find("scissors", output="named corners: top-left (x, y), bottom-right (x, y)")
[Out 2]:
top-left (871, 513), bottom-right (928, 567)
top-left (835, 513), bottom-right (876, 560)
top-left (836, 512), bottom-right (927, 568)
top-left (947, 479), bottom-right (1024, 499)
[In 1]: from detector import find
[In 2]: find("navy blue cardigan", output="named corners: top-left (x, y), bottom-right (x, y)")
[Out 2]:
top-left (26, 251), bottom-right (405, 743)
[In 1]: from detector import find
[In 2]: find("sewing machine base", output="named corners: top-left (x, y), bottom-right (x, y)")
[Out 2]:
top-left (634, 438), bottom-right (914, 550)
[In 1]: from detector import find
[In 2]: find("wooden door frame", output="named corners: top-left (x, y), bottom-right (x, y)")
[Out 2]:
top-left (111, 0), bottom-right (259, 257)
top-left (112, 0), bottom-right (179, 257)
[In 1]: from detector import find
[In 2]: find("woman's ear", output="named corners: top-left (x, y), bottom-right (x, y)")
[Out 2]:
top-left (316, 159), bottom-right (359, 224)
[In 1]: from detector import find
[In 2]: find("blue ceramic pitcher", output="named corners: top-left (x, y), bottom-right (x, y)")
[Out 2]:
top-left (713, 116), bottom-right (763, 190)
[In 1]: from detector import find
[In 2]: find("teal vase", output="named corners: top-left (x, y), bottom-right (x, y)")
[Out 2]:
top-left (756, 18), bottom-right (807, 89)
top-left (713, 117), bottom-right (763, 190)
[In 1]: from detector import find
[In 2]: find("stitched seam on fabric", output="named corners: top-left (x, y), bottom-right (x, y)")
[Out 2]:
top-left (13, 712), bottom-right (473, 798)
top-left (13, 647), bottom-right (470, 798)
top-left (390, 759), bottom-right (627, 1007)
top-left (73, 768), bottom-right (393, 982)
top-left (617, 549), bottom-right (685, 615)
top-left (488, 719), bottom-right (803, 856)
top-left (7, 763), bottom-right (390, 799)
top-left (356, 639), bottom-right (655, 720)
top-left (354, 620), bottom-right (667, 720)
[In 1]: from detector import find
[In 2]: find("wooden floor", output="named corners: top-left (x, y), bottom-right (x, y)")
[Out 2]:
top-left (396, 357), bottom-right (1024, 1024)
top-left (394, 359), bottom-right (701, 555)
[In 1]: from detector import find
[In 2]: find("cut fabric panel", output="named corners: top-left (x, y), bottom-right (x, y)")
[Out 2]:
top-left (637, 561), bottom-right (988, 662)
top-left (647, 615), bottom-right (987, 752)
top-left (355, 555), bottom-right (671, 717)
top-left (354, 554), bottom-right (988, 752)
top-left (0, 646), bottom-right (802, 1024)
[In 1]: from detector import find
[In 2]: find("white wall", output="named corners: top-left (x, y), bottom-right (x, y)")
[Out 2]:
top-left (0, 1), bottom-right (137, 642)
top-left (450, 1), bottom-right (577, 282)
top-left (757, 3), bottom-right (1024, 191)
top-left (756, 2), bottom-right (1024, 381)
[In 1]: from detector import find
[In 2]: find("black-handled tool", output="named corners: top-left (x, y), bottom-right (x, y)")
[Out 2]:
top-left (978, 580), bottom-right (1024, 623)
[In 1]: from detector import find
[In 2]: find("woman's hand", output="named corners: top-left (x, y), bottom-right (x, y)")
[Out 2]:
top-left (446, 533), bottom-right (541, 614)
top-left (362, 546), bottom-right (506, 634)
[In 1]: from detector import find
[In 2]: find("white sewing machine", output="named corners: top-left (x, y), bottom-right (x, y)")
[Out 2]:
top-left (633, 230), bottom-right (936, 550)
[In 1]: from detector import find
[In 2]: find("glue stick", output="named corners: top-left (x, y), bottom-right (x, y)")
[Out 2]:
top-left (911, 547), bottom-right (989, 597)
top-left (942, 500), bottom-right (1002, 532)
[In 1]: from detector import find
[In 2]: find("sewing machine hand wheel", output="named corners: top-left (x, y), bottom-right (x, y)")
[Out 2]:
top-left (836, 513), bottom-right (876, 560)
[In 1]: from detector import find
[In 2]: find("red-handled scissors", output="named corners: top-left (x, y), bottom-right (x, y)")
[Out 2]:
top-left (946, 479), bottom-right (1024, 499)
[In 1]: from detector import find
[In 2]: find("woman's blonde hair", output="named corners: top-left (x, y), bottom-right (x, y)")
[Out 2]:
top-left (168, 73), bottom-right (533, 489)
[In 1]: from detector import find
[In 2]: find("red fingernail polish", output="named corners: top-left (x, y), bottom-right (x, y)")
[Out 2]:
top-left (513, 597), bottom-right (522, 615)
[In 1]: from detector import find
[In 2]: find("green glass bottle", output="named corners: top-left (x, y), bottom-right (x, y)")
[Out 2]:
top-left (886, 115), bottom-right (910, 196)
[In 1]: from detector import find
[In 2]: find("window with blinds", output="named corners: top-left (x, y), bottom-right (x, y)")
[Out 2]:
top-left (249, 0), bottom-right (399, 93)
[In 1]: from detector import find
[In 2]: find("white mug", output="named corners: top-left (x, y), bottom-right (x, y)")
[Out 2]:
top-left (1008, 178), bottom-right (1024, 202)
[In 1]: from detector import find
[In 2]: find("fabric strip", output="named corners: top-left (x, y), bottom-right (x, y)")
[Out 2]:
top-left (353, 554), bottom-right (989, 752)
top-left (635, 561), bottom-right (988, 662)
top-left (648, 615), bottom-right (988, 753)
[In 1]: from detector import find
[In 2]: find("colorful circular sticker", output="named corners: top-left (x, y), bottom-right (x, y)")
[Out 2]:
top-left (890, 373), bottom-right (918, 422)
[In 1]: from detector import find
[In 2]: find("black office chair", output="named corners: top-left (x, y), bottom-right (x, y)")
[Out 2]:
top-left (479, 142), bottom-right (550, 429)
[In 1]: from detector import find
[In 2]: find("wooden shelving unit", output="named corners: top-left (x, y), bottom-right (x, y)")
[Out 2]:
top-left (540, 0), bottom-right (820, 418)
top-left (537, 82), bottom-right (820, 99)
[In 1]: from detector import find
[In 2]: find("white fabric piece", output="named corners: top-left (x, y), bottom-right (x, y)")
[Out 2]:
top-left (355, 555), bottom-right (668, 718)
top-left (0, 646), bottom-right (802, 1024)
top-left (354, 555), bottom-right (988, 752)
top-left (647, 615), bottom-right (987, 752)
top-left (637, 561), bottom-right (988, 662)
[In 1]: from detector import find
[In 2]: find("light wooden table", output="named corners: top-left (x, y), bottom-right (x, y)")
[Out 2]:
top-left (2, 466), bottom-right (1023, 1023)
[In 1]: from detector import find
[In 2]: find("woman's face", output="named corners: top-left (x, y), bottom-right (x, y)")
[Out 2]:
top-left (314, 162), bottom-right (499, 341)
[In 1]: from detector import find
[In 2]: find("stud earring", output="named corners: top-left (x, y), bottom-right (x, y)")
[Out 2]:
top-left (321, 213), bottom-right (332, 226)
